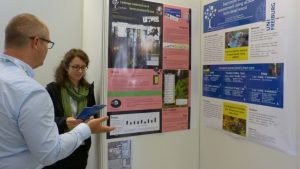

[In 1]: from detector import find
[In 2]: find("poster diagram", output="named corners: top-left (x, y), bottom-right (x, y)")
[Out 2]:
top-left (202, 0), bottom-right (295, 155)
top-left (107, 110), bottom-right (161, 138)
top-left (108, 0), bottom-right (191, 137)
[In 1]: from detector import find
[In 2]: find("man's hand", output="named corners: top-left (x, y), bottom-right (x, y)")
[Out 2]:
top-left (87, 116), bottom-right (115, 133)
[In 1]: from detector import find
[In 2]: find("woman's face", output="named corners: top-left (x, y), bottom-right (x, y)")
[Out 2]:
top-left (67, 56), bottom-right (87, 85)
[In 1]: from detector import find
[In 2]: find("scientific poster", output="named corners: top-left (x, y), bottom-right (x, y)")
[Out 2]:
top-left (108, 0), bottom-right (191, 138)
top-left (202, 0), bottom-right (295, 155)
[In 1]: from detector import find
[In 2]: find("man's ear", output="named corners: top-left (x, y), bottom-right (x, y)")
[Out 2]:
top-left (30, 37), bottom-right (39, 49)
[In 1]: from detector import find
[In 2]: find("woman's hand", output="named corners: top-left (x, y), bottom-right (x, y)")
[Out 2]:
top-left (66, 117), bottom-right (83, 129)
top-left (83, 116), bottom-right (94, 123)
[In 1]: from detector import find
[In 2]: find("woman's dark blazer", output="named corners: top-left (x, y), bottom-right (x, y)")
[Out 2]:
top-left (46, 82), bottom-right (97, 134)
top-left (43, 82), bottom-right (97, 169)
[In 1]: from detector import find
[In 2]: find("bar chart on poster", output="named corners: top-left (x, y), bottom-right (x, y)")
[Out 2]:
top-left (108, 111), bottom-right (161, 138)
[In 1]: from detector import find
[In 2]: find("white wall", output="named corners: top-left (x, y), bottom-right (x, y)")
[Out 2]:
top-left (0, 1), bottom-right (99, 169)
top-left (0, 0), bottom-right (83, 86)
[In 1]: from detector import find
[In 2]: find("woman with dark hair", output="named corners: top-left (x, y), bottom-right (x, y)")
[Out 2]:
top-left (43, 49), bottom-right (96, 169)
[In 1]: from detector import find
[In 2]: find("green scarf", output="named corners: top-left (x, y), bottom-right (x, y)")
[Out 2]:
top-left (61, 82), bottom-right (88, 117)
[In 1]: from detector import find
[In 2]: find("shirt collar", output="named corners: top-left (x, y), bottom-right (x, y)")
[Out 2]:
top-left (0, 53), bottom-right (35, 78)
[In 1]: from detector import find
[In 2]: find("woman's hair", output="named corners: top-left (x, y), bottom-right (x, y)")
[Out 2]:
top-left (55, 48), bottom-right (90, 87)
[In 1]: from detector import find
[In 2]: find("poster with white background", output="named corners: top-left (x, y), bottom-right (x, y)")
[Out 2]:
top-left (202, 0), bottom-right (296, 155)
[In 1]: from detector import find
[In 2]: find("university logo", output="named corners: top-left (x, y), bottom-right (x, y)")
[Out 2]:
top-left (112, 0), bottom-right (119, 9)
top-left (204, 5), bottom-right (217, 29)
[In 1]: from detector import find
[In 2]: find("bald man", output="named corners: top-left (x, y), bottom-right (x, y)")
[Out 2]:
top-left (0, 13), bottom-right (114, 169)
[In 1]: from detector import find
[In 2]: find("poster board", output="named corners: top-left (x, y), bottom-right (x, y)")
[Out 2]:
top-left (201, 0), bottom-right (296, 155)
top-left (107, 0), bottom-right (191, 138)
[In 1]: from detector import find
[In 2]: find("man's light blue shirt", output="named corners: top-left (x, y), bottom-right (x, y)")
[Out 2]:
top-left (0, 53), bottom-right (91, 169)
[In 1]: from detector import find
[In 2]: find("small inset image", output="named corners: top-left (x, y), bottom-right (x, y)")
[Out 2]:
top-left (223, 115), bottom-right (246, 136)
top-left (225, 29), bottom-right (249, 48)
top-left (203, 65), bottom-right (211, 75)
top-left (163, 70), bottom-right (189, 107)
top-left (153, 75), bottom-right (159, 85)
top-left (268, 63), bottom-right (281, 77)
top-left (111, 99), bottom-right (121, 108)
top-left (108, 140), bottom-right (131, 169)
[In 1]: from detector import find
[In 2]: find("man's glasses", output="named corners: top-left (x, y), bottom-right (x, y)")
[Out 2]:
top-left (70, 65), bottom-right (88, 71)
top-left (29, 36), bottom-right (55, 49)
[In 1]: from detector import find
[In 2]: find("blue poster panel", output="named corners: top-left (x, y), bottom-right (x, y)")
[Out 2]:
top-left (203, 63), bottom-right (283, 108)
top-left (203, 0), bottom-right (266, 33)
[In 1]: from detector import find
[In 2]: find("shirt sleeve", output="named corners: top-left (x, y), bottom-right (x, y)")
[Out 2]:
top-left (18, 89), bottom-right (91, 166)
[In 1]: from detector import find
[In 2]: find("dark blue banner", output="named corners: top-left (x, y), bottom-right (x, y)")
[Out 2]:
top-left (203, 0), bottom-right (266, 33)
top-left (203, 63), bottom-right (283, 108)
